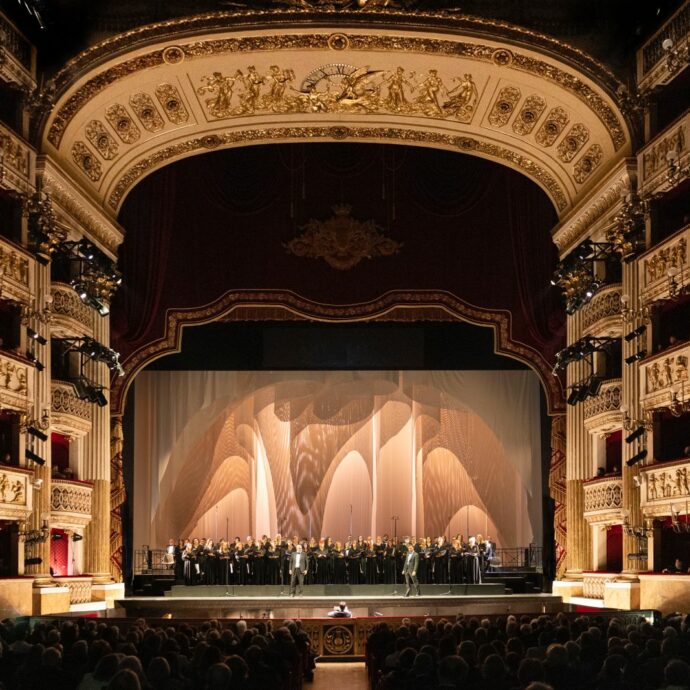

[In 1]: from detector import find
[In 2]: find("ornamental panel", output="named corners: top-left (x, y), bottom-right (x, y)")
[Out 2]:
top-left (51, 381), bottom-right (92, 437)
top-left (0, 121), bottom-right (33, 190)
top-left (0, 236), bottom-right (32, 305)
top-left (50, 282), bottom-right (94, 337)
top-left (641, 460), bottom-right (690, 512)
top-left (51, 479), bottom-right (94, 528)
top-left (583, 475), bottom-right (623, 525)
top-left (581, 285), bottom-right (622, 337)
top-left (640, 344), bottom-right (690, 409)
top-left (638, 226), bottom-right (689, 304)
top-left (583, 379), bottom-right (622, 433)
top-left (0, 466), bottom-right (32, 521)
top-left (60, 577), bottom-right (92, 604)
top-left (0, 352), bottom-right (31, 413)
top-left (582, 572), bottom-right (618, 599)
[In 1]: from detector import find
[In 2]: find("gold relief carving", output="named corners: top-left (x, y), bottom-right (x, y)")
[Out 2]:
top-left (491, 48), bottom-right (513, 66)
top-left (154, 84), bottom-right (189, 124)
top-left (0, 358), bottom-right (28, 394)
top-left (643, 126), bottom-right (685, 181)
top-left (0, 132), bottom-right (29, 176)
top-left (162, 46), bottom-right (184, 64)
top-left (197, 65), bottom-right (479, 121)
top-left (557, 123), bottom-right (589, 163)
top-left (0, 245), bottom-right (29, 286)
top-left (573, 144), bottom-right (603, 184)
top-left (71, 141), bottom-right (102, 182)
top-left (488, 86), bottom-right (521, 127)
top-left (645, 355), bottom-right (689, 395)
top-left (51, 481), bottom-right (93, 514)
top-left (328, 33), bottom-right (350, 51)
top-left (107, 127), bottom-right (568, 212)
top-left (645, 238), bottom-right (687, 284)
top-left (646, 466), bottom-right (690, 502)
top-left (105, 104), bottom-right (141, 144)
top-left (512, 94), bottom-right (547, 136)
top-left (129, 93), bottom-right (165, 132)
top-left (535, 107), bottom-right (569, 147)
top-left (583, 478), bottom-right (622, 512)
top-left (0, 473), bottom-right (25, 506)
top-left (323, 625), bottom-right (354, 655)
top-left (85, 120), bottom-right (119, 160)
top-left (285, 204), bottom-right (402, 270)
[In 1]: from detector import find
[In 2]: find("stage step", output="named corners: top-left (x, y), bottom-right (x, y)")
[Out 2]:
top-left (165, 583), bottom-right (505, 597)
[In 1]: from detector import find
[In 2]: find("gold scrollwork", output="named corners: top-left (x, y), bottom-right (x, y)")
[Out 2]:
top-left (328, 33), bottom-right (350, 51)
top-left (512, 94), bottom-right (547, 136)
top-left (85, 120), bottom-right (119, 160)
top-left (129, 93), bottom-right (165, 132)
top-left (557, 123), bottom-right (589, 163)
top-left (154, 84), bottom-right (189, 124)
top-left (488, 86), bottom-right (521, 127)
top-left (105, 104), bottom-right (141, 144)
top-left (573, 143), bottom-right (603, 184)
top-left (0, 245), bottom-right (29, 286)
top-left (645, 238), bottom-right (687, 284)
top-left (323, 625), bottom-right (354, 655)
top-left (71, 141), bottom-right (102, 182)
top-left (162, 46), bottom-right (185, 65)
top-left (535, 107), bottom-right (569, 147)
top-left (0, 132), bottom-right (29, 176)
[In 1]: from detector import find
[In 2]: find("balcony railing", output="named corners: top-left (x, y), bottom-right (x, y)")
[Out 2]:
top-left (51, 479), bottom-right (93, 528)
top-left (51, 381), bottom-right (92, 436)
top-left (583, 379), bottom-right (622, 431)
top-left (0, 14), bottom-right (35, 90)
top-left (582, 572), bottom-right (618, 599)
top-left (583, 475), bottom-right (623, 523)
top-left (581, 285), bottom-right (622, 337)
top-left (50, 283), bottom-right (94, 337)
top-left (639, 341), bottom-right (690, 409)
top-left (0, 465), bottom-right (33, 522)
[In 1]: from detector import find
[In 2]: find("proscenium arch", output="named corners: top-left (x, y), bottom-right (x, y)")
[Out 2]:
top-left (41, 9), bottom-right (634, 223)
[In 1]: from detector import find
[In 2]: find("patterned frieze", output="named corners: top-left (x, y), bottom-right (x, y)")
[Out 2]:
top-left (581, 285), bottom-right (622, 337)
top-left (51, 478), bottom-right (94, 528)
top-left (583, 475), bottom-right (623, 524)
top-left (0, 465), bottom-right (33, 522)
top-left (0, 235), bottom-right (32, 305)
top-left (59, 577), bottom-right (92, 604)
top-left (51, 381), bottom-right (92, 437)
top-left (639, 118), bottom-right (688, 195)
top-left (582, 571), bottom-right (618, 599)
top-left (0, 351), bottom-right (32, 413)
top-left (50, 283), bottom-right (94, 338)
top-left (641, 460), bottom-right (690, 517)
top-left (0, 121), bottom-right (34, 193)
top-left (640, 343), bottom-right (689, 409)
top-left (638, 226), bottom-right (689, 304)
top-left (583, 379), bottom-right (622, 433)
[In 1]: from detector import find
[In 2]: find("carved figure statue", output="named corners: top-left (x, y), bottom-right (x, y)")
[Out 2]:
top-left (0, 473), bottom-right (8, 502)
top-left (415, 69), bottom-right (446, 116)
top-left (648, 472), bottom-right (657, 500)
top-left (197, 71), bottom-right (240, 118)
top-left (443, 73), bottom-right (479, 120)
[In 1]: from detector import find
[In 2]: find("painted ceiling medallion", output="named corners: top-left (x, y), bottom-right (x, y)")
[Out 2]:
top-left (284, 204), bottom-right (402, 270)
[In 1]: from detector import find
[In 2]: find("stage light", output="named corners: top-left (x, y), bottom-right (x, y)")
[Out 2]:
top-left (567, 388), bottom-right (580, 406)
top-left (71, 533), bottom-right (83, 542)
top-left (625, 325), bottom-right (647, 342)
top-left (71, 377), bottom-right (91, 400)
top-left (93, 389), bottom-right (108, 407)
top-left (27, 425), bottom-right (48, 443)
top-left (51, 532), bottom-right (63, 540)
top-left (25, 449), bottom-right (45, 466)
top-left (587, 376), bottom-right (603, 397)
top-left (24, 557), bottom-right (42, 566)
top-left (625, 426), bottom-right (646, 444)
top-left (627, 449), bottom-right (648, 467)
top-left (625, 350), bottom-right (647, 365)
top-left (25, 351), bottom-right (44, 372)
top-left (26, 328), bottom-right (47, 346)
top-left (576, 385), bottom-right (590, 402)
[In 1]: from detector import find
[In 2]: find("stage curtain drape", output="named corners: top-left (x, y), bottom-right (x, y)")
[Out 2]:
top-left (133, 370), bottom-right (542, 550)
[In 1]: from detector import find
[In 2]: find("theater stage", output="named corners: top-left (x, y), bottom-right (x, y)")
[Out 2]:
top-left (117, 584), bottom-right (563, 620)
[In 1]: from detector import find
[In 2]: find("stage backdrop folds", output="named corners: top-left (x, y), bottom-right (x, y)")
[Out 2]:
top-left (133, 370), bottom-right (542, 549)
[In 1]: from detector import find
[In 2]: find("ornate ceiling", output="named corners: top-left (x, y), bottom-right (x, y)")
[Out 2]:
top-left (39, 9), bottom-right (634, 224)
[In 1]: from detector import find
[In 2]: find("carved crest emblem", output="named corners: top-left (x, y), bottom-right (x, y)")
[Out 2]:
top-left (285, 204), bottom-right (402, 270)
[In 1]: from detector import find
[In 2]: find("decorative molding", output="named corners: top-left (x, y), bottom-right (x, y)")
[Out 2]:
top-left (641, 345), bottom-right (689, 407)
top-left (109, 289), bottom-right (564, 417)
top-left (639, 226), bottom-right (689, 304)
top-left (0, 466), bottom-right (32, 522)
top-left (51, 381), bottom-right (92, 437)
top-left (50, 283), bottom-right (95, 335)
top-left (106, 126), bottom-right (569, 213)
top-left (642, 460), bottom-right (690, 506)
top-left (51, 479), bottom-right (94, 528)
top-left (581, 285), bottom-right (622, 336)
top-left (583, 378), bottom-right (622, 426)
top-left (583, 475), bottom-right (623, 522)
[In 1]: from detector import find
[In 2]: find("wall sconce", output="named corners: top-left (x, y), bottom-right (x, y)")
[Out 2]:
top-left (18, 512), bottom-right (50, 544)
top-left (621, 509), bottom-right (653, 539)
top-left (620, 294), bottom-right (653, 323)
top-left (20, 407), bottom-right (50, 437)
top-left (662, 36), bottom-right (690, 76)
top-left (669, 381), bottom-right (690, 417)
top-left (671, 503), bottom-right (690, 533)
top-left (621, 404), bottom-right (653, 432)
top-left (20, 295), bottom-right (53, 325)
top-left (666, 265), bottom-right (690, 300)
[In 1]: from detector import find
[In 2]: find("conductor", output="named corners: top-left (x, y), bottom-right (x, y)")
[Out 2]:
top-left (289, 543), bottom-right (308, 596)
top-left (402, 543), bottom-right (421, 597)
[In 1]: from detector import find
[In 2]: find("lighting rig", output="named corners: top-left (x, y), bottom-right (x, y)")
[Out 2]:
top-left (52, 239), bottom-right (122, 316)
top-left (623, 322), bottom-right (648, 366)
top-left (551, 239), bottom-right (616, 315)
top-left (620, 403), bottom-right (654, 467)
top-left (607, 192), bottom-right (649, 263)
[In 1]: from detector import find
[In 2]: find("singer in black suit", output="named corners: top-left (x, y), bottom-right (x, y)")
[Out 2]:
top-left (402, 544), bottom-right (421, 596)
top-left (289, 544), bottom-right (308, 596)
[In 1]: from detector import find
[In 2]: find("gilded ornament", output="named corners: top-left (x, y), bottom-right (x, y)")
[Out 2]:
top-left (71, 141), bottom-right (102, 182)
top-left (644, 238), bottom-right (687, 284)
top-left (492, 48), bottom-right (513, 66)
top-left (535, 107), bottom-right (569, 147)
top-left (285, 204), bottom-right (402, 270)
top-left (105, 104), bottom-right (141, 144)
top-left (329, 126), bottom-right (351, 139)
top-left (512, 94), bottom-right (547, 136)
top-left (642, 125), bottom-right (685, 180)
top-left (129, 93), bottom-right (165, 132)
top-left (488, 86), bottom-right (521, 127)
top-left (85, 120), bottom-right (119, 160)
top-left (573, 144), bottom-right (603, 184)
top-left (557, 123), bottom-right (589, 163)
top-left (0, 132), bottom-right (29, 176)
top-left (323, 625), bottom-right (354, 655)
top-left (162, 46), bottom-right (185, 64)
top-left (328, 33), bottom-right (350, 51)
top-left (154, 84), bottom-right (189, 124)
top-left (0, 473), bottom-right (25, 505)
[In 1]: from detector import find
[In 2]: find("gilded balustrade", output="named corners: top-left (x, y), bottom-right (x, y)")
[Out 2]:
top-left (51, 478), bottom-right (93, 528)
top-left (51, 381), bottom-right (92, 437)
top-left (581, 285), bottom-right (622, 337)
top-left (583, 475), bottom-right (623, 524)
top-left (583, 378), bottom-right (622, 432)
top-left (0, 465), bottom-right (33, 522)
top-left (50, 283), bottom-right (94, 338)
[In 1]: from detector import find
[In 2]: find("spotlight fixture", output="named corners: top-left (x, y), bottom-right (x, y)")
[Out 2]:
top-left (625, 350), bottom-right (647, 365)
top-left (624, 325), bottom-right (647, 342)
top-left (567, 388), bottom-right (580, 406)
top-left (71, 533), bottom-right (83, 542)
top-left (51, 532), bottom-right (63, 540)
top-left (69, 375), bottom-right (109, 407)
top-left (587, 375), bottom-right (603, 397)
top-left (626, 449), bottom-right (648, 467)
top-left (25, 351), bottom-right (44, 372)
top-left (625, 426), bottom-right (646, 444)
top-left (26, 327), bottom-right (47, 345)
top-left (24, 557), bottom-right (42, 566)
top-left (25, 449), bottom-right (45, 466)
top-left (27, 425), bottom-right (48, 443)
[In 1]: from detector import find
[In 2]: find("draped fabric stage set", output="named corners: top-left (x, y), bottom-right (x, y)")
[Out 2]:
top-left (133, 370), bottom-right (542, 552)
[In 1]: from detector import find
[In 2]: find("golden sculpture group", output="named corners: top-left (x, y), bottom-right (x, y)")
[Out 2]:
top-left (197, 64), bottom-right (479, 122)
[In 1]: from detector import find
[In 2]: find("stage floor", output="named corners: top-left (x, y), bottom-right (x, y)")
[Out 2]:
top-left (117, 591), bottom-right (563, 619)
